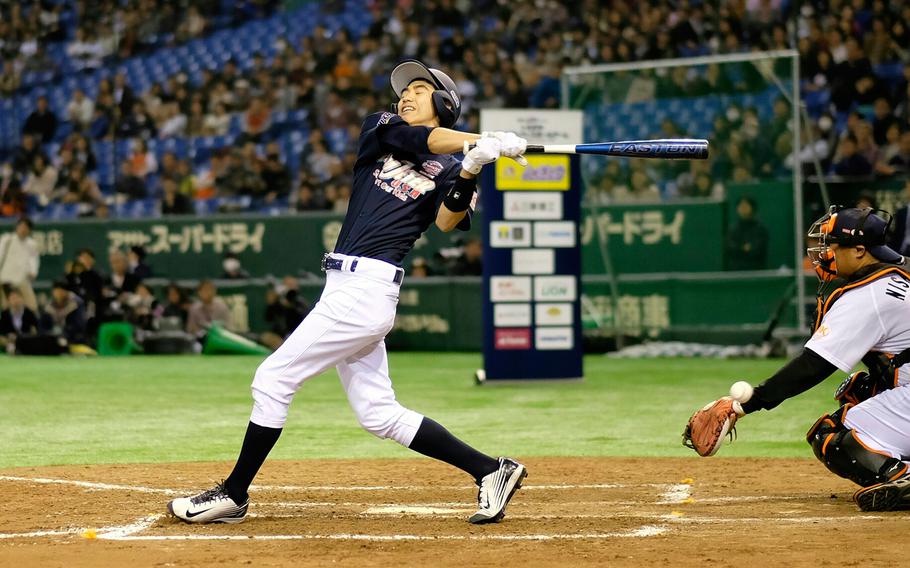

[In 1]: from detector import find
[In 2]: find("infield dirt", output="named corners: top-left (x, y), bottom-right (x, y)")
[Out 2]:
top-left (0, 457), bottom-right (903, 567)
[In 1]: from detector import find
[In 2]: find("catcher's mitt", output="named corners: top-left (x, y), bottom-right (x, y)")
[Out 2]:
top-left (682, 397), bottom-right (743, 457)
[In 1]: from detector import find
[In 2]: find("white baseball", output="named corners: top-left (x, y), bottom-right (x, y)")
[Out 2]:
top-left (729, 381), bottom-right (754, 403)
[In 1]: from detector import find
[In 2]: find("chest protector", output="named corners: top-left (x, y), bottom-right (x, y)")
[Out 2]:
top-left (813, 260), bottom-right (910, 381)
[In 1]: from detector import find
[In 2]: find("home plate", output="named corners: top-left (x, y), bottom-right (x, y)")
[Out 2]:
top-left (363, 506), bottom-right (469, 515)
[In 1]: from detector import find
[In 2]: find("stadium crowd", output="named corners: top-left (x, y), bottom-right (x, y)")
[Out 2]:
top-left (1, 0), bottom-right (910, 217)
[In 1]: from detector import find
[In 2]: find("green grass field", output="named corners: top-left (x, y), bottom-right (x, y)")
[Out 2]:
top-left (0, 353), bottom-right (844, 468)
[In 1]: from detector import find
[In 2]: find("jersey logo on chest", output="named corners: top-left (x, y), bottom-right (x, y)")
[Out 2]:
top-left (372, 156), bottom-right (437, 201)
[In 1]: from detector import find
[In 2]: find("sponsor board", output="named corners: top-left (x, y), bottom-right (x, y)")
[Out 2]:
top-left (495, 155), bottom-right (570, 191)
top-left (535, 303), bottom-right (573, 326)
top-left (533, 221), bottom-right (576, 247)
top-left (495, 328), bottom-right (532, 350)
top-left (535, 326), bottom-right (573, 350)
top-left (534, 276), bottom-right (576, 301)
top-left (479, 109), bottom-right (584, 145)
top-left (489, 221), bottom-right (532, 248)
top-left (494, 303), bottom-right (532, 327)
top-left (490, 276), bottom-right (533, 302)
top-left (513, 248), bottom-right (555, 275)
top-left (503, 192), bottom-right (563, 220)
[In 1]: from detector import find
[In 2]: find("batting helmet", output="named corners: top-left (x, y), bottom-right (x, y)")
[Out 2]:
top-left (390, 60), bottom-right (461, 128)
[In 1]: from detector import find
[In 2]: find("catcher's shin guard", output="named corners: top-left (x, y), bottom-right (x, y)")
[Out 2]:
top-left (807, 406), bottom-right (908, 487)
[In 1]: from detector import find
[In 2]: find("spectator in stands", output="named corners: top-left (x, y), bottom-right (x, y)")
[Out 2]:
top-left (886, 131), bottom-right (910, 173)
top-left (410, 257), bottom-right (429, 278)
top-left (158, 283), bottom-right (190, 329)
top-left (0, 167), bottom-right (26, 218)
top-left (158, 101), bottom-right (187, 138)
top-left (88, 97), bottom-right (113, 140)
top-left (124, 282), bottom-right (157, 330)
top-left (221, 252), bottom-right (250, 279)
top-left (22, 95), bottom-right (58, 143)
top-left (175, 5), bottom-right (207, 42)
top-left (295, 180), bottom-right (325, 211)
top-left (888, 180), bottom-right (910, 256)
top-left (128, 246), bottom-right (152, 281)
top-left (66, 89), bottom-right (95, 132)
top-left (159, 152), bottom-right (182, 186)
top-left (22, 154), bottom-right (59, 207)
top-left (117, 100), bottom-right (157, 139)
top-left (128, 139), bottom-right (158, 177)
top-left (70, 133), bottom-right (97, 172)
top-left (0, 218), bottom-right (39, 311)
top-left (304, 139), bottom-right (343, 182)
top-left (0, 288), bottom-right (40, 354)
top-left (260, 281), bottom-right (310, 350)
top-left (832, 135), bottom-right (873, 176)
top-left (73, 248), bottom-right (105, 319)
top-left (449, 237), bottom-right (483, 276)
top-left (872, 97), bottom-right (898, 146)
top-left (41, 280), bottom-right (87, 345)
top-left (115, 160), bottom-right (148, 200)
top-left (259, 143), bottom-right (291, 204)
top-left (106, 249), bottom-right (140, 295)
top-left (60, 162), bottom-right (103, 209)
top-left (12, 134), bottom-right (42, 176)
top-left (66, 28), bottom-right (105, 70)
top-left (240, 96), bottom-right (271, 143)
top-left (612, 170), bottom-right (661, 203)
top-left (725, 196), bottom-right (769, 271)
top-left (202, 101), bottom-right (232, 136)
top-left (186, 100), bottom-right (206, 137)
top-left (186, 279), bottom-right (232, 337)
top-left (0, 61), bottom-right (21, 96)
top-left (161, 178), bottom-right (191, 215)
top-left (112, 72), bottom-right (136, 116)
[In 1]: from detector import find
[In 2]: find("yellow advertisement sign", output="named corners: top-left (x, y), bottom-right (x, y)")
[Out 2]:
top-left (495, 155), bottom-right (571, 191)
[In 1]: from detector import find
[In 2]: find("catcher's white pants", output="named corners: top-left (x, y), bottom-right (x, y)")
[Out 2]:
top-left (844, 382), bottom-right (910, 462)
top-left (250, 256), bottom-right (423, 446)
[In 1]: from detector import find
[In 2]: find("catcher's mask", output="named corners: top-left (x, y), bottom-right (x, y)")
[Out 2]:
top-left (807, 205), bottom-right (903, 281)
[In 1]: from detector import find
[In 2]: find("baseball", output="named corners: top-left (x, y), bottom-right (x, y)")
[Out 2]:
top-left (730, 381), bottom-right (754, 403)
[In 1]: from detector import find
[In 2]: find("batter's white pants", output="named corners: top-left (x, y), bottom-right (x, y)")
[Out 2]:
top-left (844, 382), bottom-right (910, 462)
top-left (250, 256), bottom-right (423, 447)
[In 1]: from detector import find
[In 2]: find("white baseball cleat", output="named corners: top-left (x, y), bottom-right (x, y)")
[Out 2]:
top-left (469, 457), bottom-right (527, 524)
top-left (168, 481), bottom-right (249, 523)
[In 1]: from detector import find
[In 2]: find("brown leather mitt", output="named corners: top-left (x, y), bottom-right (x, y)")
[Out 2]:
top-left (682, 397), bottom-right (743, 457)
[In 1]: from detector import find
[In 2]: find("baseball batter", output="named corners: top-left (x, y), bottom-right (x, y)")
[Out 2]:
top-left (684, 206), bottom-right (910, 511)
top-left (168, 60), bottom-right (528, 524)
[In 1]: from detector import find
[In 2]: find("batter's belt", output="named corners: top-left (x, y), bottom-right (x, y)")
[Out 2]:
top-left (322, 253), bottom-right (405, 284)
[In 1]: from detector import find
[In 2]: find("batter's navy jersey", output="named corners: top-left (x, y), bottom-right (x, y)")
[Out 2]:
top-left (334, 112), bottom-right (471, 266)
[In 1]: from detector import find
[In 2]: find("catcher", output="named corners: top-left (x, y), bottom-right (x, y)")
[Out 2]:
top-left (684, 206), bottom-right (910, 511)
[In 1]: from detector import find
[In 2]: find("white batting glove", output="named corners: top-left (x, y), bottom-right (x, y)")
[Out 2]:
top-left (482, 131), bottom-right (528, 166)
top-left (461, 137), bottom-right (502, 175)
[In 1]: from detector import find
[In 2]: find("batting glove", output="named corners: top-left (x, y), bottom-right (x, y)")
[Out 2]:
top-left (482, 131), bottom-right (528, 166)
top-left (461, 137), bottom-right (502, 175)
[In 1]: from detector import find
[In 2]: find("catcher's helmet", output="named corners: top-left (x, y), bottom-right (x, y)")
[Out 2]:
top-left (807, 206), bottom-right (903, 278)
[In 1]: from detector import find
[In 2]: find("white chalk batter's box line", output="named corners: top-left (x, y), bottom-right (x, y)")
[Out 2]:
top-left (0, 475), bottom-right (880, 543)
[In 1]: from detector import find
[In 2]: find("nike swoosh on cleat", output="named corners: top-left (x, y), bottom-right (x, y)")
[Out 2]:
top-left (184, 507), bottom-right (214, 518)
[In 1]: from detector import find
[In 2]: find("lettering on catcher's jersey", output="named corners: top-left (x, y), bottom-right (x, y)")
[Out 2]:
top-left (885, 276), bottom-right (909, 301)
top-left (372, 155), bottom-right (437, 201)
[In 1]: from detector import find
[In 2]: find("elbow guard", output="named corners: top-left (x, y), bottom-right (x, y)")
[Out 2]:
top-left (443, 175), bottom-right (476, 213)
